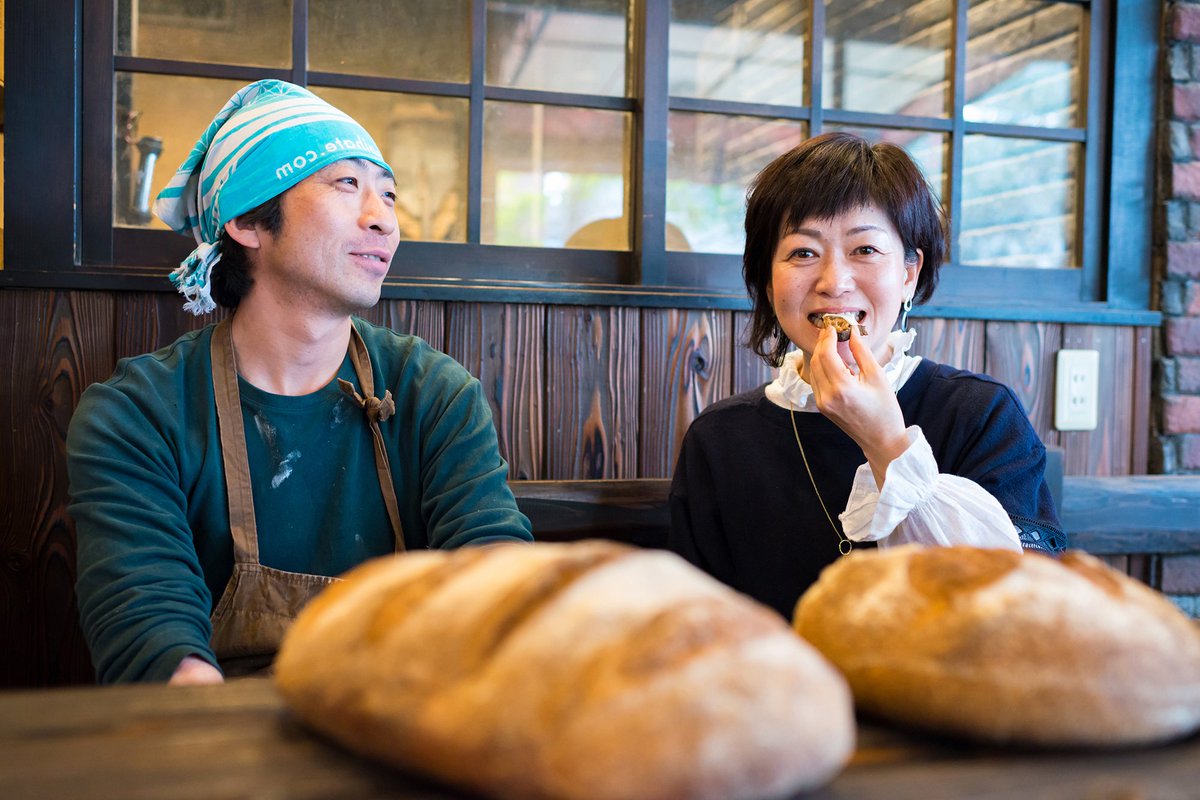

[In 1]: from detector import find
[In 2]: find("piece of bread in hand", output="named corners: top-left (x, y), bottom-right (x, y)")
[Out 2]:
top-left (816, 311), bottom-right (864, 340)
top-left (822, 313), bottom-right (853, 342)
top-left (275, 541), bottom-right (855, 800)
top-left (794, 545), bottom-right (1200, 747)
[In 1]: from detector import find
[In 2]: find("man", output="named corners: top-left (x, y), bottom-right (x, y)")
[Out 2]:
top-left (67, 80), bottom-right (532, 685)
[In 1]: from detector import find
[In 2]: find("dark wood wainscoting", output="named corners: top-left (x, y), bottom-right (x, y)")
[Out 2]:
top-left (0, 288), bottom-right (1152, 687)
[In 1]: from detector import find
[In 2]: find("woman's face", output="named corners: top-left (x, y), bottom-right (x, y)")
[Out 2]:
top-left (767, 204), bottom-right (922, 366)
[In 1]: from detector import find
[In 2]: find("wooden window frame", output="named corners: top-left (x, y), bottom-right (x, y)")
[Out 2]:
top-left (1, 0), bottom-right (1161, 325)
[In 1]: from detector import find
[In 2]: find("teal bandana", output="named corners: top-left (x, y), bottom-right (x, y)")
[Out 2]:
top-left (154, 79), bottom-right (393, 314)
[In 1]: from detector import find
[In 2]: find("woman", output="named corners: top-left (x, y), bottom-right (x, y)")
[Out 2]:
top-left (668, 133), bottom-right (1065, 619)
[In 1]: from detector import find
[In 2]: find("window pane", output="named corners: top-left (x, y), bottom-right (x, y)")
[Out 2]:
top-left (483, 102), bottom-right (631, 249)
top-left (669, 1), bottom-right (806, 106)
top-left (960, 136), bottom-right (1079, 268)
top-left (314, 88), bottom-right (469, 243)
top-left (667, 113), bottom-right (804, 254)
top-left (310, 1), bottom-right (469, 82)
top-left (487, 0), bottom-right (628, 96)
top-left (965, 0), bottom-right (1083, 128)
top-left (114, 73), bottom-right (247, 229)
top-left (115, 0), bottom-right (291, 67)
top-left (823, 126), bottom-right (948, 205)
top-left (823, 0), bottom-right (951, 117)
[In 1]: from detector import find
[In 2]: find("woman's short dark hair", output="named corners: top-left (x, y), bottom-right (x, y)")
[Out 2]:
top-left (210, 194), bottom-right (285, 309)
top-left (743, 132), bottom-right (946, 366)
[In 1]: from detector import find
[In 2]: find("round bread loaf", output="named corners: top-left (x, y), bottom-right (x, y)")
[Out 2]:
top-left (276, 541), bottom-right (854, 800)
top-left (794, 545), bottom-right (1200, 747)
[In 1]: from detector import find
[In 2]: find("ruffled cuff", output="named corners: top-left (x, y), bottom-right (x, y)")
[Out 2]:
top-left (839, 426), bottom-right (934, 542)
top-left (839, 426), bottom-right (1021, 551)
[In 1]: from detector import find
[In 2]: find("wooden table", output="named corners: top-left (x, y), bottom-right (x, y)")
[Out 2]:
top-left (2, 677), bottom-right (1198, 799)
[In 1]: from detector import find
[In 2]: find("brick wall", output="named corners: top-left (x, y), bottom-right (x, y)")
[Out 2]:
top-left (1162, 2), bottom-right (1200, 615)
top-left (1162, 3), bottom-right (1200, 474)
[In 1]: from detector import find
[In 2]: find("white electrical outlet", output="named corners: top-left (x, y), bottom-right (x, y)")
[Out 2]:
top-left (1054, 349), bottom-right (1100, 431)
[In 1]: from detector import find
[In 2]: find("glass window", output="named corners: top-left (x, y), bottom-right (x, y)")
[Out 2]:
top-left (823, 126), bottom-right (949, 205)
top-left (487, 0), bottom-right (628, 96)
top-left (482, 102), bottom-right (631, 249)
top-left (113, 73), bottom-right (247, 228)
top-left (823, 0), bottom-right (952, 117)
top-left (667, 113), bottom-right (804, 254)
top-left (669, 0), bottom-right (806, 106)
top-left (960, 136), bottom-right (1079, 268)
top-left (313, 88), bottom-right (470, 243)
top-left (88, 0), bottom-right (1113, 299)
top-left (309, 0), bottom-right (470, 82)
top-left (115, 0), bottom-right (292, 67)
top-left (965, 0), bottom-right (1084, 128)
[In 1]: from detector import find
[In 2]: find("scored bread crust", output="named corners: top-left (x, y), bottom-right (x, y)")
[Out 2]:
top-left (275, 541), bottom-right (855, 800)
top-left (794, 546), bottom-right (1200, 747)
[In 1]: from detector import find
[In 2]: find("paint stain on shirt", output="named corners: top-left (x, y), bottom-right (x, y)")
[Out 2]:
top-left (330, 396), bottom-right (350, 428)
top-left (272, 450), bottom-right (301, 489)
top-left (253, 413), bottom-right (301, 488)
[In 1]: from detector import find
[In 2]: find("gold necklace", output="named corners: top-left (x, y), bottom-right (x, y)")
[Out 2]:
top-left (789, 406), bottom-right (853, 556)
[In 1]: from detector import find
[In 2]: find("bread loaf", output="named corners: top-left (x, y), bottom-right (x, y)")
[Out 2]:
top-left (275, 541), bottom-right (855, 800)
top-left (794, 545), bottom-right (1200, 747)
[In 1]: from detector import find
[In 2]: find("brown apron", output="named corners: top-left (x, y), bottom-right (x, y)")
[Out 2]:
top-left (207, 318), bottom-right (405, 675)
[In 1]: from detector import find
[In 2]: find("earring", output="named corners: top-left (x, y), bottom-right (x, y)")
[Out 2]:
top-left (899, 296), bottom-right (913, 332)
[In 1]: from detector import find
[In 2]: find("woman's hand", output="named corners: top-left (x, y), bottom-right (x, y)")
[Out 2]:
top-left (802, 323), bottom-right (910, 487)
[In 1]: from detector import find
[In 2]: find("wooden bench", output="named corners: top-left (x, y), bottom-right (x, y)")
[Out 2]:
top-left (510, 479), bottom-right (671, 549)
top-left (509, 466), bottom-right (1200, 577)
top-left (509, 450), bottom-right (1067, 551)
top-left (511, 478), bottom-right (1074, 550)
top-left (1061, 476), bottom-right (1200, 556)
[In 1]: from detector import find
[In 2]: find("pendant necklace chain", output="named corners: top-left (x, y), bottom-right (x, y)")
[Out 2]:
top-left (789, 405), bottom-right (853, 556)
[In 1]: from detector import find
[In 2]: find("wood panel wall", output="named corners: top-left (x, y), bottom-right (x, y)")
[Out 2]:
top-left (0, 287), bottom-right (1152, 687)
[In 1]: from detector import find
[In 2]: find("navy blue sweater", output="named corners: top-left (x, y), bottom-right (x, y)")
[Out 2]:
top-left (669, 359), bottom-right (1065, 619)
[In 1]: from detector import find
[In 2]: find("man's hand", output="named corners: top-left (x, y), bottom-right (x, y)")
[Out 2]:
top-left (168, 654), bottom-right (224, 686)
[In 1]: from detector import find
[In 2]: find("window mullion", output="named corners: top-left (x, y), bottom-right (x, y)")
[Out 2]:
top-left (809, 0), bottom-right (825, 134)
top-left (1105, 0), bottom-right (1156, 309)
top-left (80, 0), bottom-right (116, 267)
top-left (948, 0), bottom-right (969, 268)
top-left (1080, 0), bottom-right (1108, 300)
top-left (467, 0), bottom-right (487, 244)
top-left (292, 0), bottom-right (308, 86)
top-left (634, 0), bottom-right (668, 286)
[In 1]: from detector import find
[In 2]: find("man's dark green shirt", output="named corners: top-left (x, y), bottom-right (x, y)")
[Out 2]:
top-left (67, 318), bottom-right (532, 683)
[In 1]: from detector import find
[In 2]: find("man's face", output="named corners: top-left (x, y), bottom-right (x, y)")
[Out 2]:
top-left (253, 158), bottom-right (400, 318)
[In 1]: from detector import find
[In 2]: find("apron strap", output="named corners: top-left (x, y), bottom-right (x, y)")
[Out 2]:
top-left (338, 324), bottom-right (407, 552)
top-left (211, 318), bottom-right (260, 565)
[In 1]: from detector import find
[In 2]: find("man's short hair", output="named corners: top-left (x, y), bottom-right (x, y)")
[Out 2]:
top-left (210, 195), bottom-right (285, 310)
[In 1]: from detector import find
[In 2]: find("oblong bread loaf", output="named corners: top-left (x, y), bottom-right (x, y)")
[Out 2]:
top-left (276, 541), bottom-right (855, 800)
top-left (794, 545), bottom-right (1200, 747)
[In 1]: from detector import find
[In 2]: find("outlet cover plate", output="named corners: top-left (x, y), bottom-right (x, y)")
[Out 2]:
top-left (1054, 349), bottom-right (1100, 431)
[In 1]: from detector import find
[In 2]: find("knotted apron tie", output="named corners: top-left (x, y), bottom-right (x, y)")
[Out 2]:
top-left (338, 380), bottom-right (396, 424)
top-left (339, 327), bottom-right (406, 551)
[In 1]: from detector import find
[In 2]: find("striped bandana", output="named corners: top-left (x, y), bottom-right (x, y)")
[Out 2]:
top-left (154, 79), bottom-right (393, 314)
